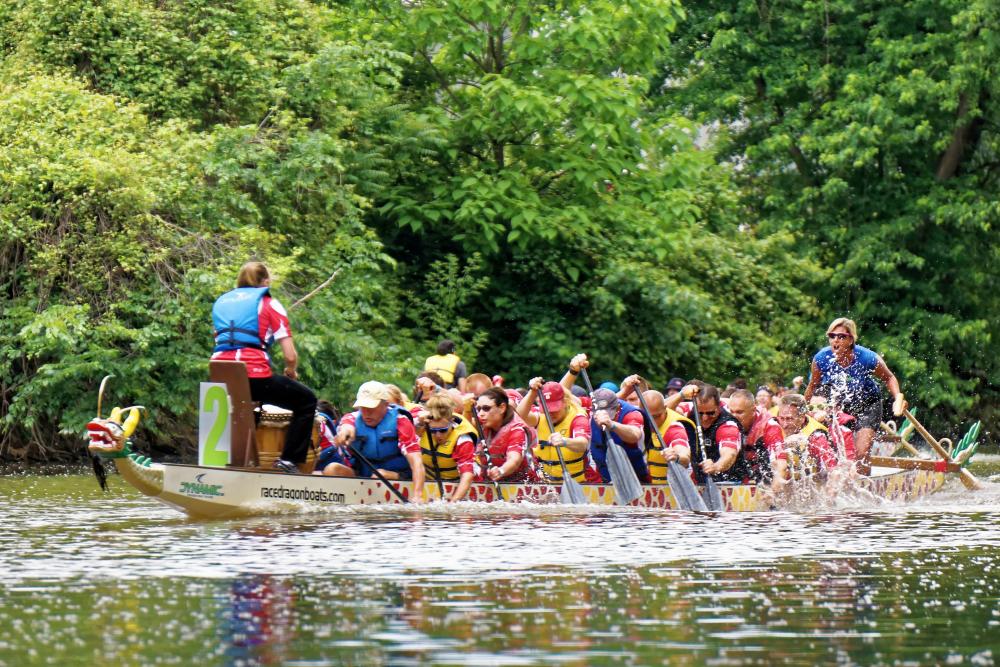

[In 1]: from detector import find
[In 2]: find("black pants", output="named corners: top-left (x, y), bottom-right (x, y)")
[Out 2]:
top-left (249, 375), bottom-right (317, 464)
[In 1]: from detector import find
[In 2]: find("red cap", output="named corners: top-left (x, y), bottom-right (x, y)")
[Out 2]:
top-left (505, 389), bottom-right (524, 405)
top-left (541, 381), bottom-right (565, 412)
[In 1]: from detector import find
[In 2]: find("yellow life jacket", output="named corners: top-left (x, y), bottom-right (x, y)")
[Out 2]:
top-left (646, 409), bottom-right (694, 486)
top-left (533, 402), bottom-right (588, 482)
top-left (784, 416), bottom-right (828, 481)
top-left (421, 414), bottom-right (479, 480)
top-left (424, 353), bottom-right (461, 386)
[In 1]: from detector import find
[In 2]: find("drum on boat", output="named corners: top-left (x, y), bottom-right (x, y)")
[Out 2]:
top-left (255, 404), bottom-right (320, 474)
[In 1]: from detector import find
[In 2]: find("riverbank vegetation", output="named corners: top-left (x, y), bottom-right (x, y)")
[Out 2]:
top-left (0, 0), bottom-right (995, 459)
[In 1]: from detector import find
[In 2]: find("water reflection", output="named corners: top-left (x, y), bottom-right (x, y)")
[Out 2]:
top-left (1, 469), bottom-right (999, 664)
top-left (225, 575), bottom-right (294, 665)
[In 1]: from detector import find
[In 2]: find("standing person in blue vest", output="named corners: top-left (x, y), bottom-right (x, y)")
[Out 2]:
top-left (804, 317), bottom-right (907, 471)
top-left (423, 339), bottom-right (468, 391)
top-left (211, 261), bottom-right (317, 474)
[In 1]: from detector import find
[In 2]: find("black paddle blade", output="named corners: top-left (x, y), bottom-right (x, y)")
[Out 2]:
top-left (667, 460), bottom-right (707, 511)
top-left (702, 476), bottom-right (725, 511)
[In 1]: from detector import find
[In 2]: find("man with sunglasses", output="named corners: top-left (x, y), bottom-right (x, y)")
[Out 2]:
top-left (804, 317), bottom-right (907, 471)
top-left (669, 383), bottom-right (747, 483)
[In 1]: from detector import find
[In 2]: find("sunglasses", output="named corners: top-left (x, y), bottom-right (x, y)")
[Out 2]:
top-left (827, 333), bottom-right (851, 340)
top-left (428, 425), bottom-right (453, 434)
top-left (700, 410), bottom-right (719, 417)
top-left (475, 404), bottom-right (497, 413)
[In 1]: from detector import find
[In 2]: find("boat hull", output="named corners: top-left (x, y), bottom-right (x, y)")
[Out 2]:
top-left (113, 456), bottom-right (947, 519)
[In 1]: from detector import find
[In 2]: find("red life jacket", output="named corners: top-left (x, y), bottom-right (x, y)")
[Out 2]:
top-left (485, 413), bottom-right (536, 482)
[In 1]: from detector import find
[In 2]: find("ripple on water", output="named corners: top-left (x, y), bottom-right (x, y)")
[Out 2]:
top-left (2, 471), bottom-right (999, 665)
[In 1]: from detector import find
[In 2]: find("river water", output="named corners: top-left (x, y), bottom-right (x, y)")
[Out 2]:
top-left (2, 461), bottom-right (1000, 666)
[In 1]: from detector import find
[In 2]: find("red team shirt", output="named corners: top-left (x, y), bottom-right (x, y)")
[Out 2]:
top-left (613, 408), bottom-right (645, 448)
top-left (448, 435), bottom-right (477, 475)
top-left (210, 295), bottom-right (291, 379)
top-left (747, 408), bottom-right (786, 461)
top-left (481, 414), bottom-right (536, 482)
top-left (658, 421), bottom-right (690, 448)
top-left (528, 406), bottom-right (591, 440)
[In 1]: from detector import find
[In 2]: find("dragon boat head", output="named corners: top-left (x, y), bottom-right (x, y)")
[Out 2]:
top-left (87, 406), bottom-right (143, 457)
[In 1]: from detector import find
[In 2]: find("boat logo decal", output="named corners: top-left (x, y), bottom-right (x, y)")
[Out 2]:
top-left (179, 473), bottom-right (225, 498)
top-left (260, 485), bottom-right (346, 504)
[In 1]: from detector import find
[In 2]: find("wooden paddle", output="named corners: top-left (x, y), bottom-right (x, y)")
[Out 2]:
top-left (536, 384), bottom-right (589, 505)
top-left (632, 386), bottom-right (707, 511)
top-left (579, 368), bottom-right (642, 505)
top-left (690, 400), bottom-right (725, 511)
top-left (901, 408), bottom-right (982, 491)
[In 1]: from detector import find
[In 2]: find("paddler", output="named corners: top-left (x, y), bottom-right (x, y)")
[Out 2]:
top-left (474, 387), bottom-right (536, 483)
top-left (331, 381), bottom-right (426, 502)
top-left (516, 378), bottom-right (595, 484)
top-left (562, 354), bottom-right (647, 482)
top-left (725, 389), bottom-right (784, 484)
top-left (589, 387), bottom-right (649, 483)
top-left (630, 384), bottom-right (694, 486)
top-left (804, 317), bottom-right (907, 470)
top-left (775, 393), bottom-right (840, 482)
top-left (669, 383), bottom-right (747, 483)
top-left (210, 261), bottom-right (317, 474)
top-left (418, 392), bottom-right (479, 501)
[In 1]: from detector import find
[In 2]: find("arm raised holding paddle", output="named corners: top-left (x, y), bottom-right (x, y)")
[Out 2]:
top-left (516, 378), bottom-right (592, 497)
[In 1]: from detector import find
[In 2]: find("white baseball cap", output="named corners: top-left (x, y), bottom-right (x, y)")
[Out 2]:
top-left (354, 381), bottom-right (390, 409)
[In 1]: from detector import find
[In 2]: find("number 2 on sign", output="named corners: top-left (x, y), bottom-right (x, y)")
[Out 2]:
top-left (199, 383), bottom-right (231, 466)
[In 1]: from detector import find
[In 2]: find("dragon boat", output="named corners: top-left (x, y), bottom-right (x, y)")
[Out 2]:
top-left (85, 363), bottom-right (982, 520)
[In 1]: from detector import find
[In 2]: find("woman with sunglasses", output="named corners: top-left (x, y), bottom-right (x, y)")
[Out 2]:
top-left (419, 392), bottom-right (480, 501)
top-left (474, 387), bottom-right (537, 483)
top-left (804, 317), bottom-right (906, 469)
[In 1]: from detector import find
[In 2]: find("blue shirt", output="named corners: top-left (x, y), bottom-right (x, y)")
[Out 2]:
top-left (813, 344), bottom-right (881, 406)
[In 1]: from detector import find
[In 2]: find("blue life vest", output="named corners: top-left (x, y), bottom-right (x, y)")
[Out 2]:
top-left (352, 405), bottom-right (411, 478)
top-left (813, 344), bottom-right (880, 407)
top-left (590, 401), bottom-right (650, 483)
top-left (212, 287), bottom-right (270, 352)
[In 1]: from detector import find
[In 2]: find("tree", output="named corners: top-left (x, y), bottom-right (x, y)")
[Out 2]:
top-left (362, 0), bottom-right (817, 385)
top-left (661, 0), bottom-right (1000, 430)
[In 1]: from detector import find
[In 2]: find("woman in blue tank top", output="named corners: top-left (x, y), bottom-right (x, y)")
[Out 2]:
top-left (804, 317), bottom-right (907, 470)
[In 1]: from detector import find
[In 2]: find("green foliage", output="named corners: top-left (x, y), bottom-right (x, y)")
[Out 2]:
top-left (0, 5), bottom-right (405, 458)
top-left (0, 0), bottom-right (992, 459)
top-left (660, 0), bottom-right (1000, 433)
top-left (362, 0), bottom-right (816, 388)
